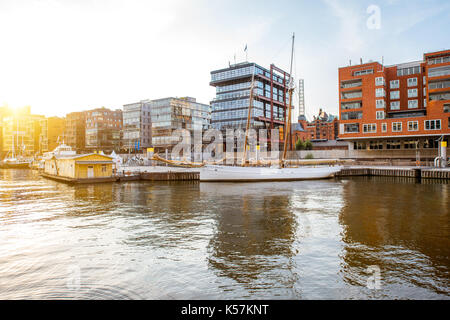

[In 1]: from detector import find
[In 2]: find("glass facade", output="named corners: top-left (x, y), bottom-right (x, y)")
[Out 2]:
top-left (210, 62), bottom-right (290, 132)
top-left (150, 97), bottom-right (211, 151)
top-left (123, 101), bottom-right (152, 151)
top-left (85, 108), bottom-right (122, 153)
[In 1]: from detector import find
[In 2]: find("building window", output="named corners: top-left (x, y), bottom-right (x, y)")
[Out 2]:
top-left (408, 121), bottom-right (418, 131)
top-left (354, 141), bottom-right (366, 150)
top-left (404, 140), bottom-right (417, 149)
top-left (423, 87), bottom-right (426, 96)
top-left (376, 111), bottom-right (385, 120)
top-left (397, 66), bottom-right (420, 76)
top-left (376, 99), bottom-right (385, 109)
top-left (102, 165), bottom-right (107, 172)
top-left (363, 123), bottom-right (376, 133)
top-left (444, 104), bottom-right (450, 113)
top-left (390, 80), bottom-right (399, 89)
top-left (353, 69), bottom-right (373, 76)
top-left (424, 99), bottom-right (427, 108)
top-left (386, 140), bottom-right (401, 149)
top-left (407, 89), bottom-right (418, 98)
top-left (423, 76), bottom-right (426, 85)
top-left (423, 139), bottom-right (439, 148)
top-left (344, 123), bottom-right (359, 133)
top-left (375, 88), bottom-right (385, 97)
top-left (375, 77), bottom-right (385, 86)
top-left (428, 56), bottom-right (450, 65)
top-left (408, 100), bottom-right (418, 109)
top-left (390, 90), bottom-right (400, 100)
top-left (392, 122), bottom-right (402, 132)
top-left (424, 119), bottom-right (441, 130)
top-left (407, 77), bottom-right (418, 87)
top-left (390, 101), bottom-right (400, 110)
top-left (369, 141), bottom-right (383, 150)
top-left (381, 123), bottom-right (387, 132)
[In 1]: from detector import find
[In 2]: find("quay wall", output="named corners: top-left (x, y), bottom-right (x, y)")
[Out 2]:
top-left (336, 167), bottom-right (450, 180)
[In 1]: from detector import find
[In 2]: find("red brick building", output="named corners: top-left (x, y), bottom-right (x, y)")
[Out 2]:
top-left (338, 49), bottom-right (450, 153)
top-left (293, 109), bottom-right (339, 144)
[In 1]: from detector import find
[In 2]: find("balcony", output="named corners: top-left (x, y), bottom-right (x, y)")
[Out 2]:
top-left (428, 65), bottom-right (450, 78)
top-left (428, 79), bottom-right (450, 93)
top-left (341, 111), bottom-right (363, 120)
top-left (429, 91), bottom-right (450, 101)
top-left (341, 101), bottom-right (362, 110)
top-left (341, 90), bottom-right (362, 100)
top-left (340, 80), bottom-right (362, 89)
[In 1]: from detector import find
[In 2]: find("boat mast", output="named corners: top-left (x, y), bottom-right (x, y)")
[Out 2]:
top-left (11, 118), bottom-right (15, 159)
top-left (281, 33), bottom-right (295, 168)
top-left (242, 70), bottom-right (255, 166)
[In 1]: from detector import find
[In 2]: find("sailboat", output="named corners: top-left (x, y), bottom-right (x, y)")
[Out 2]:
top-left (0, 154), bottom-right (31, 169)
top-left (0, 120), bottom-right (32, 169)
top-left (199, 33), bottom-right (342, 181)
top-left (149, 33), bottom-right (342, 181)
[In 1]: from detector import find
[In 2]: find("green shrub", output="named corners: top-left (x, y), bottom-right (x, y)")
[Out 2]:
top-left (304, 140), bottom-right (313, 150)
top-left (295, 138), bottom-right (305, 150)
top-left (305, 153), bottom-right (314, 159)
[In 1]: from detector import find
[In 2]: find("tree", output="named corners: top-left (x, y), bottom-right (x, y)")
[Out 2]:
top-left (304, 140), bottom-right (313, 150)
top-left (295, 138), bottom-right (305, 150)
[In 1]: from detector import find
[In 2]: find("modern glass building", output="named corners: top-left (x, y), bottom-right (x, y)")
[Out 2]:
top-left (210, 62), bottom-right (291, 139)
top-left (1, 106), bottom-right (45, 157)
top-left (123, 100), bottom-right (152, 153)
top-left (150, 97), bottom-right (211, 153)
top-left (85, 107), bottom-right (122, 153)
top-left (65, 111), bottom-right (86, 153)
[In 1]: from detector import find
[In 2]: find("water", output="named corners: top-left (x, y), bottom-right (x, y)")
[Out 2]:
top-left (0, 169), bottom-right (449, 299)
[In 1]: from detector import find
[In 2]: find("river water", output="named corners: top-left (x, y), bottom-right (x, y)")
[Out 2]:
top-left (0, 169), bottom-right (448, 299)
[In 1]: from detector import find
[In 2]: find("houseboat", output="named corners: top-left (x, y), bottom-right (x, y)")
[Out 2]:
top-left (41, 153), bottom-right (117, 184)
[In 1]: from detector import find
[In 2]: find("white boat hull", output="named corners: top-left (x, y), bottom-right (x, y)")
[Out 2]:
top-left (199, 165), bottom-right (342, 182)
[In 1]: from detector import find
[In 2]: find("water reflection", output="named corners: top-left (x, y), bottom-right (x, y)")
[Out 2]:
top-left (0, 169), bottom-right (448, 299)
top-left (339, 177), bottom-right (450, 298)
top-left (204, 183), bottom-right (297, 296)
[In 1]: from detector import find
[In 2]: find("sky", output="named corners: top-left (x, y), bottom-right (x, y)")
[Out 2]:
top-left (0, 0), bottom-right (449, 120)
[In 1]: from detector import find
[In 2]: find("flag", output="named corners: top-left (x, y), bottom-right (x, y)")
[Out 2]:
top-left (244, 44), bottom-right (247, 52)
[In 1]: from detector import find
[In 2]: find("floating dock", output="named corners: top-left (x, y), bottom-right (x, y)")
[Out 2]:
top-left (41, 170), bottom-right (200, 184)
top-left (40, 172), bottom-right (118, 184)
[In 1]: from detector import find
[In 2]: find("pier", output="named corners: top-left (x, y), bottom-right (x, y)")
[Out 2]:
top-left (39, 164), bottom-right (450, 184)
top-left (336, 166), bottom-right (450, 180)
